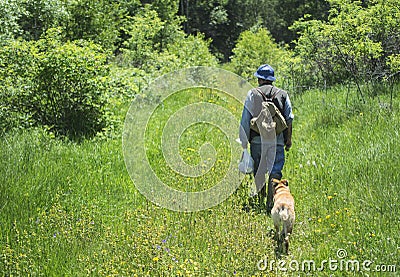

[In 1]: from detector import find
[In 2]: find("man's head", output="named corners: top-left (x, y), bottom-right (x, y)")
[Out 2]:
top-left (254, 64), bottom-right (276, 84)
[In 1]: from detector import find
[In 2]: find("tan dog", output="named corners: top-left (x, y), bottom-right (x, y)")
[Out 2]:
top-left (271, 179), bottom-right (295, 254)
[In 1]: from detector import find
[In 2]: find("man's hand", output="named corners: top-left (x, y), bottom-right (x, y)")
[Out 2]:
top-left (285, 139), bottom-right (292, 151)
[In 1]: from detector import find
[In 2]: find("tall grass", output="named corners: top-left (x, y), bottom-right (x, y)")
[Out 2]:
top-left (284, 87), bottom-right (399, 272)
top-left (1, 85), bottom-right (399, 276)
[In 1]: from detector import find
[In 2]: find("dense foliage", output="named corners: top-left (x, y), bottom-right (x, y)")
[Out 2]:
top-left (179, 0), bottom-right (330, 60)
top-left (291, 0), bottom-right (400, 87)
top-left (228, 28), bottom-right (290, 84)
top-left (0, 29), bottom-right (109, 138)
top-left (119, 5), bottom-right (217, 74)
top-left (0, 0), bottom-right (217, 137)
top-left (0, 0), bottom-right (399, 137)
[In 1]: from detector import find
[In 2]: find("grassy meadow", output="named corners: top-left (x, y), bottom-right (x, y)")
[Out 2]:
top-left (1, 81), bottom-right (399, 276)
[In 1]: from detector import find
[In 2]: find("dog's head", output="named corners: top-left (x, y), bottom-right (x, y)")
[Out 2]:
top-left (272, 179), bottom-right (289, 194)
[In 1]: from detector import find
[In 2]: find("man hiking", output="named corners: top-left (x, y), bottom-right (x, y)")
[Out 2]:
top-left (239, 64), bottom-right (294, 212)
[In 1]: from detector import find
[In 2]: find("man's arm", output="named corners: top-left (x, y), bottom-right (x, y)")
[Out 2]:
top-left (284, 122), bottom-right (292, 151)
top-left (283, 94), bottom-right (294, 151)
top-left (239, 91), bottom-right (254, 149)
top-left (239, 106), bottom-right (252, 149)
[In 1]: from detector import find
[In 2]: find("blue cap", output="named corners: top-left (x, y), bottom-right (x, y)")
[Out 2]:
top-left (254, 64), bottom-right (276, 81)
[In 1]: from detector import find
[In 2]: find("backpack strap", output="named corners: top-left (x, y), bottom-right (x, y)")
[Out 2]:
top-left (255, 86), bottom-right (280, 101)
top-left (255, 86), bottom-right (284, 114)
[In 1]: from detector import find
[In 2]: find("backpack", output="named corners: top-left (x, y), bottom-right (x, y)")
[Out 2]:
top-left (250, 87), bottom-right (288, 138)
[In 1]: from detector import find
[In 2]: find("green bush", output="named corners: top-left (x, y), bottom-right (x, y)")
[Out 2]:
top-left (291, 0), bottom-right (400, 86)
top-left (19, 0), bottom-right (69, 41)
top-left (148, 32), bottom-right (218, 75)
top-left (227, 27), bottom-right (321, 93)
top-left (0, 29), bottom-right (110, 138)
top-left (120, 6), bottom-right (217, 74)
top-left (64, 0), bottom-right (125, 53)
top-left (0, 0), bottom-right (23, 40)
top-left (228, 27), bottom-right (292, 86)
top-left (36, 30), bottom-right (110, 138)
top-left (0, 39), bottom-right (38, 131)
top-left (120, 7), bottom-right (165, 68)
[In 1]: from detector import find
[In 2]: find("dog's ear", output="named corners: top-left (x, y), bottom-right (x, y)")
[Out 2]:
top-left (271, 179), bottom-right (281, 187)
top-left (281, 179), bottom-right (289, 186)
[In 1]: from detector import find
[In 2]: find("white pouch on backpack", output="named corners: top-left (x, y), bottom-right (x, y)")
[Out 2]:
top-left (238, 149), bottom-right (254, 174)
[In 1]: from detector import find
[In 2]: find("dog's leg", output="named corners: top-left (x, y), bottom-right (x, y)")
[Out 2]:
top-left (274, 223), bottom-right (280, 241)
top-left (281, 221), bottom-right (287, 238)
top-left (273, 223), bottom-right (284, 256)
top-left (279, 220), bottom-right (289, 254)
top-left (283, 234), bottom-right (290, 254)
top-left (282, 220), bottom-right (293, 254)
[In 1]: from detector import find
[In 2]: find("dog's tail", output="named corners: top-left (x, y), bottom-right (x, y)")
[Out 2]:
top-left (279, 207), bottom-right (289, 221)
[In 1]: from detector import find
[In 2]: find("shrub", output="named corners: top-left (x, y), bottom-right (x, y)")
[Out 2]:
top-left (228, 27), bottom-right (292, 86)
top-left (0, 29), bottom-right (110, 138)
top-left (0, 39), bottom-right (38, 131)
top-left (120, 6), bottom-right (217, 74)
top-left (148, 32), bottom-right (218, 75)
top-left (19, 0), bottom-right (69, 41)
top-left (291, 0), bottom-right (400, 87)
top-left (64, 0), bottom-right (125, 53)
top-left (35, 30), bottom-right (110, 138)
top-left (120, 7), bottom-right (165, 68)
top-left (0, 0), bottom-right (24, 40)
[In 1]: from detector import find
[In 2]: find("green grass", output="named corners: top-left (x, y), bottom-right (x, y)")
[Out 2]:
top-left (1, 85), bottom-right (399, 276)
top-left (143, 88), bottom-right (241, 193)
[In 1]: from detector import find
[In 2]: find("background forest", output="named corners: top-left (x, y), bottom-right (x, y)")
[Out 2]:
top-left (1, 0), bottom-right (399, 137)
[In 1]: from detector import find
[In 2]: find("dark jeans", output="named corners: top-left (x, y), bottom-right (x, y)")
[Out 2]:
top-left (250, 137), bottom-right (285, 206)
top-left (250, 141), bottom-right (284, 179)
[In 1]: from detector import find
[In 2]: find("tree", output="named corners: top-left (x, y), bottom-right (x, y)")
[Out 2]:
top-left (178, 0), bottom-right (230, 59)
top-left (120, 5), bottom-right (217, 74)
top-left (141, 0), bottom-right (179, 21)
top-left (0, 0), bottom-right (24, 40)
top-left (120, 6), bottom-right (166, 68)
top-left (64, 0), bottom-right (126, 52)
top-left (291, 0), bottom-right (400, 89)
top-left (229, 27), bottom-right (291, 85)
top-left (18, 0), bottom-right (69, 40)
top-left (273, 0), bottom-right (330, 46)
top-left (178, 0), bottom-right (330, 61)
